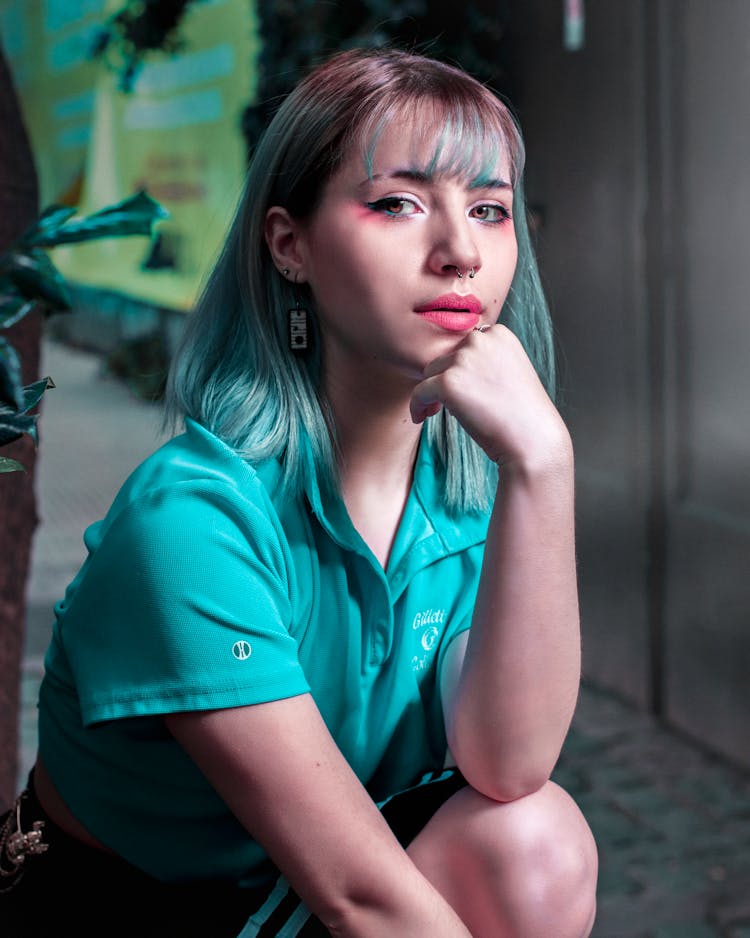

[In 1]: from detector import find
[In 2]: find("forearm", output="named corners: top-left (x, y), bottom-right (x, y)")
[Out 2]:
top-left (321, 860), bottom-right (473, 937)
top-left (446, 436), bottom-right (581, 801)
top-left (259, 767), bottom-right (472, 937)
top-left (167, 699), bottom-right (472, 938)
top-left (257, 763), bottom-right (473, 937)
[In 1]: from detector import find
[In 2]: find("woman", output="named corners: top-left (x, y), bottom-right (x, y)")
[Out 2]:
top-left (2, 47), bottom-right (597, 936)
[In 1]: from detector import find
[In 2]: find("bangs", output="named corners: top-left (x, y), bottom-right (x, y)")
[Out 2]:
top-left (354, 93), bottom-right (525, 189)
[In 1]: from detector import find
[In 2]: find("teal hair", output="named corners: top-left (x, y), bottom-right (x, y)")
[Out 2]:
top-left (164, 47), bottom-right (555, 514)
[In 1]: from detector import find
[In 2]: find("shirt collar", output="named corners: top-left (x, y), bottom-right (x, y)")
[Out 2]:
top-left (300, 429), bottom-right (490, 585)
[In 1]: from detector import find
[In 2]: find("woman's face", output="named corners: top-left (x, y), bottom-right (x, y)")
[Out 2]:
top-left (297, 117), bottom-right (519, 388)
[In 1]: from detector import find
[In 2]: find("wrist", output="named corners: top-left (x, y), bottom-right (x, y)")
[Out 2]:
top-left (498, 422), bottom-right (574, 484)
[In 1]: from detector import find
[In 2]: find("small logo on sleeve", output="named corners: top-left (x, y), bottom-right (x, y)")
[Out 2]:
top-left (232, 640), bottom-right (252, 660)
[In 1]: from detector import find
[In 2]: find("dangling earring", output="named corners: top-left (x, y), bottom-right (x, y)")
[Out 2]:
top-left (288, 275), bottom-right (308, 352)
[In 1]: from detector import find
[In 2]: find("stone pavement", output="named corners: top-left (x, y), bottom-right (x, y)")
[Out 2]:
top-left (19, 336), bottom-right (171, 775)
top-left (554, 687), bottom-right (750, 937)
top-left (18, 336), bottom-right (750, 938)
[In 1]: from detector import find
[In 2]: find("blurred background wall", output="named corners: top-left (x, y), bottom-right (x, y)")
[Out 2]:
top-left (1, 0), bottom-right (748, 775)
top-left (0, 0), bottom-right (258, 354)
top-left (508, 1), bottom-right (750, 772)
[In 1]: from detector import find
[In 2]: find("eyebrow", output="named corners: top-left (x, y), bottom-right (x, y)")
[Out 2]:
top-left (362, 169), bottom-right (512, 190)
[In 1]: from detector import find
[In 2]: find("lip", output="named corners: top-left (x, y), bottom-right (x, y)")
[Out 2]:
top-left (414, 293), bottom-right (482, 332)
top-left (417, 310), bottom-right (481, 332)
top-left (414, 293), bottom-right (483, 316)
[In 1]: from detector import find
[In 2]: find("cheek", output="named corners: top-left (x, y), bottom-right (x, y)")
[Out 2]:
top-left (492, 240), bottom-right (518, 310)
top-left (307, 247), bottom-right (376, 322)
top-left (312, 235), bottom-right (391, 302)
top-left (306, 208), bottom-right (379, 277)
top-left (501, 237), bottom-right (519, 280)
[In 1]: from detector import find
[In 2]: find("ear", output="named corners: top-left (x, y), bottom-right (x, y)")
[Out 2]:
top-left (264, 206), bottom-right (307, 280)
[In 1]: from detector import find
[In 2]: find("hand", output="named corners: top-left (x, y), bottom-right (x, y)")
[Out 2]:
top-left (410, 325), bottom-right (571, 473)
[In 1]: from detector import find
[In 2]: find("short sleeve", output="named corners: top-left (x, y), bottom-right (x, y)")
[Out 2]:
top-left (58, 478), bottom-right (309, 725)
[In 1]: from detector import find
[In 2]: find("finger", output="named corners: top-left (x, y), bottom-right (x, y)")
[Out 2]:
top-left (411, 400), bottom-right (443, 424)
top-left (410, 375), bottom-right (448, 424)
top-left (421, 351), bottom-right (458, 380)
top-left (421, 327), bottom-right (494, 380)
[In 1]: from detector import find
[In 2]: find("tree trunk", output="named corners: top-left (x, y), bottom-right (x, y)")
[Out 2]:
top-left (0, 43), bottom-right (41, 809)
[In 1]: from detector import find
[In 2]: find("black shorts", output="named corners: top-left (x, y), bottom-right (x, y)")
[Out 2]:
top-left (0, 768), bottom-right (466, 938)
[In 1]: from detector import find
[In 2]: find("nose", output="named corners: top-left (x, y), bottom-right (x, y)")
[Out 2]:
top-left (427, 214), bottom-right (481, 280)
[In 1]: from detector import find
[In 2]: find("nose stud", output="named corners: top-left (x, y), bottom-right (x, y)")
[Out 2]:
top-left (453, 266), bottom-right (476, 279)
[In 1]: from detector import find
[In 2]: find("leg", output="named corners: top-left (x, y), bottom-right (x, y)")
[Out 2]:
top-left (407, 780), bottom-right (598, 938)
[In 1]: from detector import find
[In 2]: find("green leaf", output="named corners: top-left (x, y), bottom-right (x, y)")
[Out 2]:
top-left (0, 455), bottom-right (25, 473)
top-left (18, 205), bottom-right (78, 247)
top-left (36, 203), bottom-right (78, 226)
top-left (2, 248), bottom-right (72, 309)
top-left (0, 376), bottom-right (47, 450)
top-left (21, 377), bottom-right (53, 414)
top-left (0, 338), bottom-right (24, 410)
top-left (0, 411), bottom-right (38, 446)
top-left (0, 290), bottom-right (36, 329)
top-left (26, 191), bottom-right (169, 247)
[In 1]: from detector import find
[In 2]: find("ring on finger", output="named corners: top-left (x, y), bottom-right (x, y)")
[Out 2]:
top-left (473, 324), bottom-right (492, 333)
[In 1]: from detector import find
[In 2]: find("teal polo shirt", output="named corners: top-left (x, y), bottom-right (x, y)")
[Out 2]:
top-left (38, 418), bottom-right (489, 884)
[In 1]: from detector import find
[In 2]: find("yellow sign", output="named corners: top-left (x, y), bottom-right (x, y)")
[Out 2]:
top-left (1, 0), bottom-right (105, 207)
top-left (2, 0), bottom-right (259, 311)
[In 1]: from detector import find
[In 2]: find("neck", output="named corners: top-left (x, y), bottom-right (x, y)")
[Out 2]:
top-left (325, 368), bottom-right (423, 568)
top-left (326, 369), bottom-right (422, 485)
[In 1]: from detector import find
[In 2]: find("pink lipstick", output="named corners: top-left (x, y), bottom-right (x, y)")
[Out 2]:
top-left (414, 293), bottom-right (482, 332)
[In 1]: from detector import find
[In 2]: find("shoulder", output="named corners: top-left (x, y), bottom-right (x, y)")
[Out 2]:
top-left (89, 419), bottom-right (292, 568)
top-left (109, 418), bottom-right (280, 515)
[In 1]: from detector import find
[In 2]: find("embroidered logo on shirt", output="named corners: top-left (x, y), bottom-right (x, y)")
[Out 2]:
top-left (411, 608), bottom-right (445, 671)
top-left (411, 608), bottom-right (445, 629)
top-left (232, 640), bottom-right (252, 660)
top-left (421, 626), bottom-right (439, 651)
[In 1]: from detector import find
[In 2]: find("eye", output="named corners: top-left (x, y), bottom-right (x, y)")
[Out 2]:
top-left (470, 203), bottom-right (512, 223)
top-left (366, 196), bottom-right (420, 217)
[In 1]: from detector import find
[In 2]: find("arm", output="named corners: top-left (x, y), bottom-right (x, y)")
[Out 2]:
top-left (412, 325), bottom-right (581, 802)
top-left (165, 694), bottom-right (472, 937)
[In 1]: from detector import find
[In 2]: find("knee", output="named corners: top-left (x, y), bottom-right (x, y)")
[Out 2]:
top-left (507, 785), bottom-right (598, 930)
top-left (467, 781), bottom-right (598, 937)
top-left (410, 780), bottom-right (598, 937)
